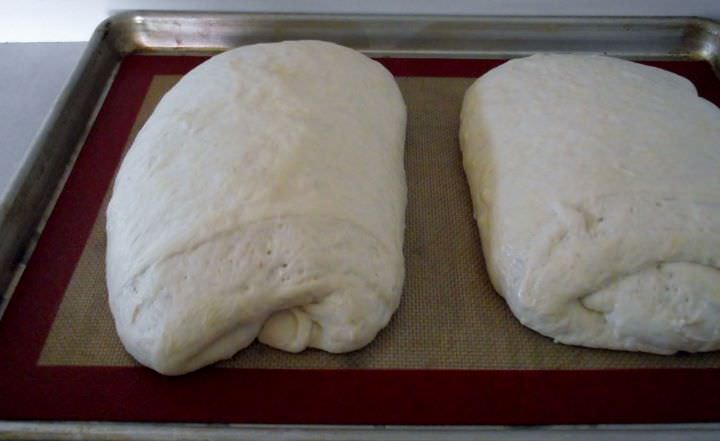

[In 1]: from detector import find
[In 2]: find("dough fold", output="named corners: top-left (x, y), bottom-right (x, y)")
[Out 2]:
top-left (106, 41), bottom-right (407, 374)
top-left (460, 54), bottom-right (720, 354)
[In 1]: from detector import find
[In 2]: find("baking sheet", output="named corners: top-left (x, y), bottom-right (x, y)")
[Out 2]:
top-left (38, 72), bottom-right (720, 370)
top-left (2, 13), bottom-right (720, 434)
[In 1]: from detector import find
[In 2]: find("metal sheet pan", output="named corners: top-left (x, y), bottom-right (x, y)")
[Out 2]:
top-left (1, 11), bottom-right (719, 440)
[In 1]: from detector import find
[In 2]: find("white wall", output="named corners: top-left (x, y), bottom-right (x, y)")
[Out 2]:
top-left (2, 0), bottom-right (720, 42)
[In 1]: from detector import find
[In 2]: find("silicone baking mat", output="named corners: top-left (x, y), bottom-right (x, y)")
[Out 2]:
top-left (1, 55), bottom-right (719, 424)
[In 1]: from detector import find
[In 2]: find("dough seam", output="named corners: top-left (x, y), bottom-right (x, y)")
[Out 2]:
top-left (118, 214), bottom-right (395, 297)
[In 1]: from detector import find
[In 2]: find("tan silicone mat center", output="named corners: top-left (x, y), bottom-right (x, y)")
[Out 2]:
top-left (38, 75), bottom-right (720, 369)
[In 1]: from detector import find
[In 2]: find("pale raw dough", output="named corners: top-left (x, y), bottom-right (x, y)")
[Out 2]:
top-left (460, 54), bottom-right (720, 354)
top-left (106, 41), bottom-right (407, 375)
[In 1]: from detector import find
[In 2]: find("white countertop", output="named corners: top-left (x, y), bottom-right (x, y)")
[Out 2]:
top-left (3, 1), bottom-right (720, 42)
top-left (0, 42), bottom-right (86, 200)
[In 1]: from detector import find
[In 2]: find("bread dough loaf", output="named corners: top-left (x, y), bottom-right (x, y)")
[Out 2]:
top-left (460, 54), bottom-right (720, 354)
top-left (106, 41), bottom-right (407, 375)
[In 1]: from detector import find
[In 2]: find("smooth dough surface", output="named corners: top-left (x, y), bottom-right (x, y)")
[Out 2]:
top-left (460, 54), bottom-right (720, 354)
top-left (106, 41), bottom-right (407, 375)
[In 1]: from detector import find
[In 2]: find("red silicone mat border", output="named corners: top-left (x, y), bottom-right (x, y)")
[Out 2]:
top-left (0, 55), bottom-right (719, 425)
